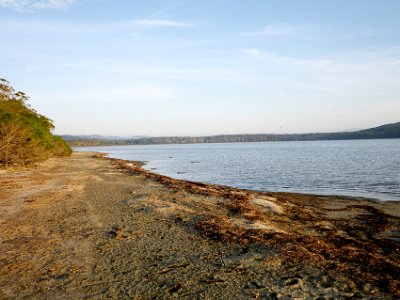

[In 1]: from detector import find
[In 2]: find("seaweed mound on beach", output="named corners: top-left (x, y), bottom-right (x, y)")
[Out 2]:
top-left (112, 156), bottom-right (400, 297)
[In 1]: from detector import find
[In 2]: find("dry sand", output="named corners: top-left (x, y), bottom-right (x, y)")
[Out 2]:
top-left (0, 152), bottom-right (399, 299)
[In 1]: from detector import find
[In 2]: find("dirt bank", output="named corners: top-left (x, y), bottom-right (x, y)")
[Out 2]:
top-left (0, 152), bottom-right (399, 299)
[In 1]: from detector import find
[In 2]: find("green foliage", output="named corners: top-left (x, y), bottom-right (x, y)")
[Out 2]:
top-left (0, 78), bottom-right (72, 167)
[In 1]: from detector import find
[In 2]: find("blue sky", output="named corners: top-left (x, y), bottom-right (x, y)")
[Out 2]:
top-left (1, 0), bottom-right (400, 136)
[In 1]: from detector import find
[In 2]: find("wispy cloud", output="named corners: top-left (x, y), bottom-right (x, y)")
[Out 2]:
top-left (132, 19), bottom-right (192, 28)
top-left (240, 48), bottom-right (262, 57)
top-left (36, 84), bottom-right (176, 103)
top-left (58, 61), bottom-right (240, 82)
top-left (241, 23), bottom-right (304, 37)
top-left (0, 0), bottom-right (77, 10)
top-left (240, 48), bottom-right (332, 68)
top-left (238, 45), bottom-right (400, 108)
top-left (0, 18), bottom-right (194, 36)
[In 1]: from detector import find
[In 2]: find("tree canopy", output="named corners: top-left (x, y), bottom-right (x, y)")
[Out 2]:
top-left (0, 78), bottom-right (71, 167)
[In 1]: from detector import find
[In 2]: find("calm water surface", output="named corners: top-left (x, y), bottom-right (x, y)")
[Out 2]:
top-left (77, 139), bottom-right (400, 201)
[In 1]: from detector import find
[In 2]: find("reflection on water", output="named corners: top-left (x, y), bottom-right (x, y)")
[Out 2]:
top-left (77, 139), bottom-right (400, 201)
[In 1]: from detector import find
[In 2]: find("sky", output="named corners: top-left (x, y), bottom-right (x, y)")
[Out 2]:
top-left (1, 0), bottom-right (400, 136)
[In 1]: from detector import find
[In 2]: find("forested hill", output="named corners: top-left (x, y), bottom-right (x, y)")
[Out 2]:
top-left (354, 122), bottom-right (400, 139)
top-left (66, 122), bottom-right (400, 147)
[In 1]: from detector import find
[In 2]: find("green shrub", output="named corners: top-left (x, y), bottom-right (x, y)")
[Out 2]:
top-left (0, 78), bottom-right (72, 167)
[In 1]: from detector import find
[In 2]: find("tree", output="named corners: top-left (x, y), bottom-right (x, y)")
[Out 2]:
top-left (0, 79), bottom-right (71, 167)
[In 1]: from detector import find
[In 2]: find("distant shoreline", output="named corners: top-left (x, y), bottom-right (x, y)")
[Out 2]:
top-left (64, 121), bottom-right (400, 147)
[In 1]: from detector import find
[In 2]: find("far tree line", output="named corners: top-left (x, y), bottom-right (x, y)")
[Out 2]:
top-left (66, 122), bottom-right (400, 147)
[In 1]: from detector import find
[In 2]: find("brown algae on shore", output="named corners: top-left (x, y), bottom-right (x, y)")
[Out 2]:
top-left (0, 152), bottom-right (399, 299)
top-left (110, 154), bottom-right (400, 297)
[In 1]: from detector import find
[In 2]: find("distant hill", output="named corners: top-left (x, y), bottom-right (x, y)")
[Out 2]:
top-left (66, 122), bottom-right (400, 147)
top-left (354, 122), bottom-right (400, 139)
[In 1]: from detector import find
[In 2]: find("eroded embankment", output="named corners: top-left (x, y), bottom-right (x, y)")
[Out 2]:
top-left (0, 152), bottom-right (399, 299)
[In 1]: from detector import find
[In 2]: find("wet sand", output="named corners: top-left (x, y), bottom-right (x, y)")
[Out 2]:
top-left (0, 152), bottom-right (399, 299)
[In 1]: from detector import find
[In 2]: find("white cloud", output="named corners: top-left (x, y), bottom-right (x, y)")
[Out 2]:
top-left (240, 48), bottom-right (332, 68)
top-left (105, 19), bottom-right (193, 32)
top-left (132, 19), bottom-right (192, 28)
top-left (279, 56), bottom-right (333, 68)
top-left (32, 0), bottom-right (75, 9)
top-left (240, 48), bottom-right (262, 57)
top-left (68, 85), bottom-right (175, 103)
top-left (0, 0), bottom-right (77, 10)
top-left (241, 23), bottom-right (303, 37)
top-left (57, 61), bottom-right (240, 83)
top-left (0, 18), bottom-right (194, 35)
top-left (109, 86), bottom-right (175, 102)
top-left (236, 46), bottom-right (400, 108)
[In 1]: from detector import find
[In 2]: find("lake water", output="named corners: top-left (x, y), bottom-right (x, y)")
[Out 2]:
top-left (77, 139), bottom-right (400, 201)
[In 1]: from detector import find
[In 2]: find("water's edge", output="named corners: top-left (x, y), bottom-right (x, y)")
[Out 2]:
top-left (86, 151), bottom-right (393, 203)
top-left (75, 139), bottom-right (400, 202)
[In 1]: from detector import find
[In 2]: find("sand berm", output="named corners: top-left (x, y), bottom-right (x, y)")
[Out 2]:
top-left (0, 152), bottom-right (399, 299)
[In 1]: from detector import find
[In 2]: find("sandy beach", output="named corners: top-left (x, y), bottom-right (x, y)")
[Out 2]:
top-left (0, 152), bottom-right (399, 299)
